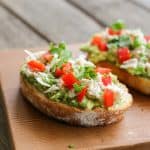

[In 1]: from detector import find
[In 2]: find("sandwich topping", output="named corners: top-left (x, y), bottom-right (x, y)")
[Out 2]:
top-left (20, 43), bottom-right (132, 110)
top-left (81, 20), bottom-right (150, 78)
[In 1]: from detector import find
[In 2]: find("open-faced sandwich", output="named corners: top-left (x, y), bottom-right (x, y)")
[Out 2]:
top-left (81, 20), bottom-right (150, 95)
top-left (20, 42), bottom-right (132, 127)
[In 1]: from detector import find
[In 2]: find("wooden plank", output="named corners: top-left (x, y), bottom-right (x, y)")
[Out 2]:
top-left (0, 7), bottom-right (47, 149)
top-left (0, 6), bottom-right (47, 49)
top-left (68, 0), bottom-right (150, 34)
top-left (0, 46), bottom-right (150, 150)
top-left (133, 0), bottom-right (150, 9)
top-left (1, 0), bottom-right (101, 43)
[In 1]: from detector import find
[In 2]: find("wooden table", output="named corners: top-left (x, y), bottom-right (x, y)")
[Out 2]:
top-left (0, 0), bottom-right (150, 149)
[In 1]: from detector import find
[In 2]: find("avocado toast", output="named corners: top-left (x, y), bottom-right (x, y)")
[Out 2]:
top-left (81, 20), bottom-right (150, 95)
top-left (20, 42), bottom-right (132, 126)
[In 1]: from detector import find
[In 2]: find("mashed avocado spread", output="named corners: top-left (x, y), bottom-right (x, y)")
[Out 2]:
top-left (21, 42), bottom-right (131, 110)
top-left (81, 20), bottom-right (150, 78)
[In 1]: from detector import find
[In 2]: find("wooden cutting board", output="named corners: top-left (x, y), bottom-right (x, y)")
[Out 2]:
top-left (0, 45), bottom-right (150, 150)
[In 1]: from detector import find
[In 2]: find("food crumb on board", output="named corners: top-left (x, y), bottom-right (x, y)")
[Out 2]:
top-left (128, 131), bottom-right (134, 136)
top-left (68, 144), bottom-right (75, 149)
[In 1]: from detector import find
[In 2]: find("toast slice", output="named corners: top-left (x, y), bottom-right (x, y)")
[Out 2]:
top-left (20, 42), bottom-right (132, 127)
top-left (81, 20), bottom-right (150, 95)
top-left (20, 76), bottom-right (132, 127)
top-left (98, 61), bottom-right (150, 95)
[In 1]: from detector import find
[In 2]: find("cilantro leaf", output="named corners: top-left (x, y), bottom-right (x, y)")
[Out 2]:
top-left (108, 35), bottom-right (131, 48)
top-left (119, 35), bottom-right (131, 47)
top-left (49, 42), bottom-right (72, 72)
top-left (84, 66), bottom-right (97, 79)
top-left (78, 66), bottom-right (97, 79)
top-left (49, 42), bottom-right (72, 60)
top-left (58, 42), bottom-right (66, 49)
top-left (73, 83), bottom-right (84, 93)
top-left (111, 20), bottom-right (125, 30)
top-left (131, 37), bottom-right (142, 49)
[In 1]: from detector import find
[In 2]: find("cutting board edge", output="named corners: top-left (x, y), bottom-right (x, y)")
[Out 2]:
top-left (0, 46), bottom-right (150, 150)
top-left (0, 77), bottom-right (16, 150)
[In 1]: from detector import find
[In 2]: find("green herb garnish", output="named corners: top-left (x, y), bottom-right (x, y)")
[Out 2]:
top-left (73, 83), bottom-right (84, 93)
top-left (119, 35), bottom-right (131, 47)
top-left (111, 20), bottom-right (125, 30)
top-left (83, 66), bottom-right (97, 79)
top-left (49, 42), bottom-right (72, 60)
top-left (108, 35), bottom-right (131, 48)
top-left (131, 36), bottom-right (142, 49)
top-left (49, 42), bottom-right (72, 72)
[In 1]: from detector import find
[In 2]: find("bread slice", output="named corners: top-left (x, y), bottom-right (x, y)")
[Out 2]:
top-left (97, 61), bottom-right (150, 95)
top-left (20, 75), bottom-right (132, 127)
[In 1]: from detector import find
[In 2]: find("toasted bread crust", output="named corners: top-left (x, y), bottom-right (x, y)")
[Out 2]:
top-left (98, 61), bottom-right (150, 95)
top-left (20, 76), bottom-right (132, 127)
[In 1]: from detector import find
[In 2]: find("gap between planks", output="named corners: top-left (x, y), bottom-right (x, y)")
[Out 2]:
top-left (0, 0), bottom-right (101, 43)
top-left (66, 0), bottom-right (150, 34)
top-left (0, 1), bottom-right (52, 43)
top-left (66, 0), bottom-right (106, 27)
top-left (130, 0), bottom-right (150, 13)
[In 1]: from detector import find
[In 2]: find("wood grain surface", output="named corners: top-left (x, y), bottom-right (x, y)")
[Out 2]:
top-left (1, 0), bottom-right (101, 43)
top-left (0, 6), bottom-right (47, 49)
top-left (0, 0), bottom-right (150, 149)
top-left (133, 0), bottom-right (150, 10)
top-left (68, 0), bottom-right (150, 33)
top-left (0, 45), bottom-right (150, 150)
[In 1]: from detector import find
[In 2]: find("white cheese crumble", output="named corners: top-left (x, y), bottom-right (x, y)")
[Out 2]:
top-left (45, 54), bottom-right (59, 72)
top-left (120, 58), bottom-right (138, 69)
top-left (44, 85), bottom-right (59, 93)
top-left (145, 62), bottom-right (150, 69)
top-left (24, 50), bottom-right (36, 60)
top-left (107, 84), bottom-right (124, 94)
top-left (70, 55), bottom-right (95, 67)
top-left (88, 80), bottom-right (102, 99)
top-left (36, 77), bottom-right (51, 87)
top-left (68, 89), bottom-right (76, 98)
top-left (24, 50), bottom-right (45, 61)
top-left (122, 29), bottom-right (146, 44)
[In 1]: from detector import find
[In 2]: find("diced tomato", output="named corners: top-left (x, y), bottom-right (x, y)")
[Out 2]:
top-left (55, 62), bottom-right (72, 77)
top-left (98, 42), bottom-right (108, 51)
top-left (96, 67), bottom-right (111, 74)
top-left (91, 36), bottom-right (102, 46)
top-left (108, 28), bottom-right (122, 35)
top-left (62, 73), bottom-right (78, 89)
top-left (62, 62), bottom-right (72, 73)
top-left (144, 35), bottom-right (150, 42)
top-left (42, 52), bottom-right (53, 62)
top-left (102, 76), bottom-right (112, 86)
top-left (77, 87), bottom-right (87, 102)
top-left (91, 36), bottom-right (108, 51)
top-left (27, 60), bottom-right (45, 72)
top-left (103, 89), bottom-right (114, 107)
top-left (117, 47), bottom-right (130, 63)
top-left (55, 68), bottom-right (63, 77)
